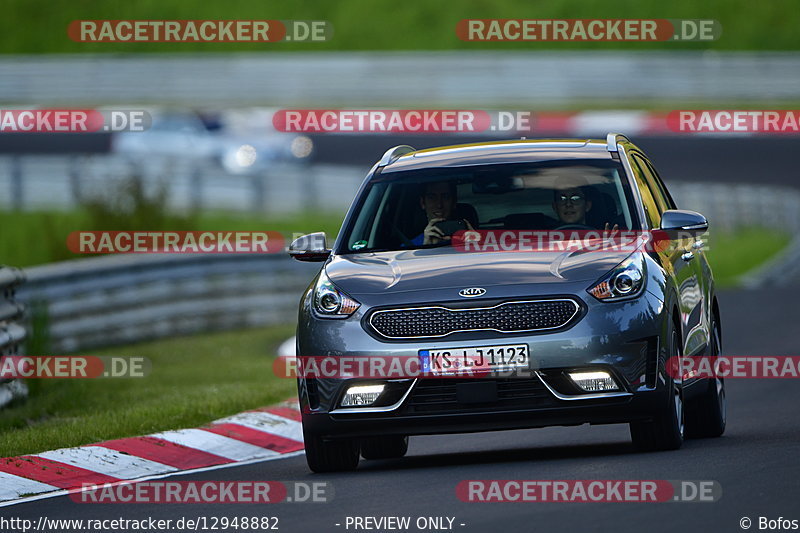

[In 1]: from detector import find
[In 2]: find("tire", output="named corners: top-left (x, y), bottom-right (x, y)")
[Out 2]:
top-left (630, 322), bottom-right (684, 451)
top-left (686, 318), bottom-right (726, 438)
top-left (303, 427), bottom-right (360, 473)
top-left (360, 436), bottom-right (409, 460)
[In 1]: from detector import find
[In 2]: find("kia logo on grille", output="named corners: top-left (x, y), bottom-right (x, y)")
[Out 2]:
top-left (459, 287), bottom-right (486, 298)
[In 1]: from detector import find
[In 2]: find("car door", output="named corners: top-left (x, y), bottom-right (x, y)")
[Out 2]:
top-left (639, 156), bottom-right (711, 357)
top-left (631, 153), bottom-right (707, 359)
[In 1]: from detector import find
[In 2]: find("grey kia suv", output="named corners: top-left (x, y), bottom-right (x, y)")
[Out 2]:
top-left (289, 134), bottom-right (726, 472)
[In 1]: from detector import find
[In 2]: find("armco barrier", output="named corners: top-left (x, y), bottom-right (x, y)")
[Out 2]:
top-left (0, 266), bottom-right (28, 407)
top-left (16, 254), bottom-right (320, 353)
top-left (1, 52), bottom-right (799, 107)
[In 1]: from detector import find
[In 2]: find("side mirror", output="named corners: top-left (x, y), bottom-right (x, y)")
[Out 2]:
top-left (288, 232), bottom-right (331, 262)
top-left (659, 210), bottom-right (708, 238)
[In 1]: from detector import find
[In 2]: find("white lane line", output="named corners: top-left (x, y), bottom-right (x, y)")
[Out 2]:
top-left (150, 429), bottom-right (281, 462)
top-left (36, 446), bottom-right (178, 479)
top-left (0, 472), bottom-right (58, 502)
top-left (212, 411), bottom-right (303, 442)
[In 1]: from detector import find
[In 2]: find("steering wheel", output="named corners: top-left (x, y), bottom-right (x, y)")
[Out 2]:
top-left (555, 223), bottom-right (594, 230)
top-left (392, 226), bottom-right (415, 247)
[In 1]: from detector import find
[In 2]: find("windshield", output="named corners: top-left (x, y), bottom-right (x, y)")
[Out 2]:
top-left (339, 159), bottom-right (639, 254)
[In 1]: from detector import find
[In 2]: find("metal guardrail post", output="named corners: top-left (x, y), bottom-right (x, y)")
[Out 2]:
top-left (10, 156), bottom-right (23, 210)
top-left (302, 166), bottom-right (318, 212)
top-left (251, 173), bottom-right (265, 214)
top-left (0, 265), bottom-right (28, 408)
top-left (69, 156), bottom-right (83, 203)
top-left (191, 165), bottom-right (203, 212)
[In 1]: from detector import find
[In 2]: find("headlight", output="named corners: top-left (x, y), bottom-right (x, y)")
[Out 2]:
top-left (587, 253), bottom-right (645, 301)
top-left (313, 271), bottom-right (361, 317)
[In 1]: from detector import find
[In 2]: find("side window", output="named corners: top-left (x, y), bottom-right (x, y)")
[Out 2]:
top-left (629, 156), bottom-right (662, 229)
top-left (639, 157), bottom-right (677, 210)
top-left (633, 155), bottom-right (671, 216)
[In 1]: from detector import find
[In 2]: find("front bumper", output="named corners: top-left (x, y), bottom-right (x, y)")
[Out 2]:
top-left (302, 385), bottom-right (667, 440)
top-left (297, 284), bottom-right (670, 440)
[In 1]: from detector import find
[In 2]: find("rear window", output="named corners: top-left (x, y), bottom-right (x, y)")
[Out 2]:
top-left (338, 159), bottom-right (640, 254)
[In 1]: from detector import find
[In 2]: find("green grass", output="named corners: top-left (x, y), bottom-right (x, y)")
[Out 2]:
top-left (0, 325), bottom-right (297, 458)
top-left (0, 209), bottom-right (344, 267)
top-left (196, 210), bottom-right (343, 236)
top-left (705, 227), bottom-right (791, 287)
top-left (0, 0), bottom-right (798, 53)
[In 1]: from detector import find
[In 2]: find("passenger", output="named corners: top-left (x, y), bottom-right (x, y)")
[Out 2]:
top-left (551, 174), bottom-right (618, 231)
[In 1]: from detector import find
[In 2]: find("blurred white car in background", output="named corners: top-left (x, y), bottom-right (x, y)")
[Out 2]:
top-left (112, 108), bottom-right (312, 174)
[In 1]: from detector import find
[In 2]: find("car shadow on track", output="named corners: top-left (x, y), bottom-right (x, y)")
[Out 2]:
top-left (358, 440), bottom-right (637, 472)
top-left (353, 434), bottom-right (732, 473)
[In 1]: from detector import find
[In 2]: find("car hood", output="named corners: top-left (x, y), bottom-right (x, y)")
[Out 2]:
top-left (325, 247), bottom-right (633, 296)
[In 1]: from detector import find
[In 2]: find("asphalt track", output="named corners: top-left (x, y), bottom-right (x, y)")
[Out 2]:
top-left (3, 137), bottom-right (799, 532)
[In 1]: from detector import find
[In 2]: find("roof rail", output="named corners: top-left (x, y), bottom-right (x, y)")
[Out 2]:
top-left (378, 145), bottom-right (416, 167)
top-left (606, 133), bottom-right (630, 153)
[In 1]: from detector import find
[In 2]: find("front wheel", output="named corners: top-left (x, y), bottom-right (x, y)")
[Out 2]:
top-left (303, 427), bottom-right (360, 473)
top-left (630, 323), bottom-right (684, 451)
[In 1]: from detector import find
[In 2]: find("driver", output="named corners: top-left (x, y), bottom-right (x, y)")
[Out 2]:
top-left (411, 181), bottom-right (474, 245)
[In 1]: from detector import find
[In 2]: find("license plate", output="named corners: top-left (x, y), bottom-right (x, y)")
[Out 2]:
top-left (419, 344), bottom-right (529, 376)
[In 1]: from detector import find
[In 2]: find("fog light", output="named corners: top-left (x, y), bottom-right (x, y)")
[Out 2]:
top-left (340, 384), bottom-right (385, 407)
top-left (568, 371), bottom-right (619, 392)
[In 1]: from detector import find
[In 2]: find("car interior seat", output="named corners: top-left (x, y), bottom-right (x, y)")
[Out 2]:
top-left (586, 191), bottom-right (625, 229)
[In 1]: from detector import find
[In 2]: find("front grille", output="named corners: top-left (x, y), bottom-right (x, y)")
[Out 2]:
top-left (406, 378), bottom-right (556, 414)
top-left (369, 299), bottom-right (579, 339)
